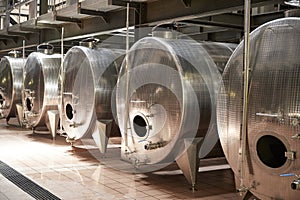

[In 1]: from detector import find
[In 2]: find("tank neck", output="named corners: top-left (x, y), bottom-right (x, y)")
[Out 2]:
top-left (79, 38), bottom-right (100, 49)
top-left (37, 43), bottom-right (54, 55)
top-left (8, 50), bottom-right (21, 58)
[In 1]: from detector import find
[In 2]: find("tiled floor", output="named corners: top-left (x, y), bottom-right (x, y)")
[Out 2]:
top-left (0, 119), bottom-right (247, 199)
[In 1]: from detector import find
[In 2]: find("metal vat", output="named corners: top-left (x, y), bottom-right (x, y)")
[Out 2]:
top-left (22, 44), bottom-right (61, 136)
top-left (217, 18), bottom-right (300, 199)
top-left (116, 36), bottom-right (234, 185)
top-left (0, 51), bottom-right (25, 123)
top-left (62, 41), bottom-right (124, 152)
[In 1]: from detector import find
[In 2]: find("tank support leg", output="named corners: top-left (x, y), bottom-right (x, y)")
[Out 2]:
top-left (0, 110), bottom-right (3, 119)
top-left (47, 110), bottom-right (59, 139)
top-left (16, 104), bottom-right (24, 127)
top-left (6, 118), bottom-right (23, 127)
top-left (241, 190), bottom-right (254, 200)
top-left (176, 137), bottom-right (203, 191)
top-left (5, 117), bottom-right (10, 124)
top-left (234, 176), bottom-right (257, 200)
top-left (66, 137), bottom-right (76, 146)
top-left (92, 120), bottom-right (113, 153)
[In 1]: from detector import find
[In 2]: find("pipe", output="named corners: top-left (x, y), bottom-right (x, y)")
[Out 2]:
top-left (0, 43), bottom-right (38, 54)
top-left (239, 0), bottom-right (251, 190)
top-left (58, 27), bottom-right (64, 134)
top-left (22, 40), bottom-right (25, 59)
top-left (123, 2), bottom-right (133, 152)
top-left (144, 141), bottom-right (167, 150)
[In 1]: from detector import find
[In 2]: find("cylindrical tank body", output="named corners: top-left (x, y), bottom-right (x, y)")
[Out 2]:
top-left (116, 37), bottom-right (235, 170)
top-left (23, 45), bottom-right (61, 128)
top-left (62, 45), bottom-right (124, 140)
top-left (0, 52), bottom-right (25, 120)
top-left (217, 18), bottom-right (300, 199)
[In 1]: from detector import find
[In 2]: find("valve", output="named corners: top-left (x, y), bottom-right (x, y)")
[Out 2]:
top-left (290, 174), bottom-right (300, 190)
top-left (69, 121), bottom-right (80, 128)
top-left (291, 133), bottom-right (300, 139)
top-left (280, 173), bottom-right (300, 190)
top-left (291, 179), bottom-right (300, 190)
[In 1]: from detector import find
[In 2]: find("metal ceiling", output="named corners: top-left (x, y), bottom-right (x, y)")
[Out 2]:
top-left (0, 0), bottom-right (297, 56)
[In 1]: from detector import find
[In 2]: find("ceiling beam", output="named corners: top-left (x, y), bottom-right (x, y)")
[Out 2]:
top-left (79, 8), bottom-right (109, 23)
top-left (143, 0), bottom-right (285, 25)
top-left (182, 0), bottom-right (192, 8)
top-left (179, 11), bottom-right (284, 31)
top-left (0, 0), bottom-right (287, 53)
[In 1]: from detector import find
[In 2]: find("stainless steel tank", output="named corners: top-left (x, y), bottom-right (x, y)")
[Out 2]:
top-left (22, 44), bottom-right (61, 135)
top-left (0, 51), bottom-right (25, 122)
top-left (116, 36), bottom-right (235, 176)
top-left (217, 18), bottom-right (300, 199)
top-left (62, 40), bottom-right (124, 152)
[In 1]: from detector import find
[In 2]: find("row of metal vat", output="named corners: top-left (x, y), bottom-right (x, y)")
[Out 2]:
top-left (0, 17), bottom-right (299, 199)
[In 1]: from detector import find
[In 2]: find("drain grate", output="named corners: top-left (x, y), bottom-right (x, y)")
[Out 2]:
top-left (0, 160), bottom-right (61, 200)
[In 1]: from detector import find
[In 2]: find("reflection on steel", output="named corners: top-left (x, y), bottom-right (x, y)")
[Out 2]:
top-left (0, 51), bottom-right (25, 122)
top-left (217, 18), bottom-right (300, 199)
top-left (116, 36), bottom-right (235, 174)
top-left (22, 44), bottom-right (61, 132)
top-left (62, 44), bottom-right (124, 152)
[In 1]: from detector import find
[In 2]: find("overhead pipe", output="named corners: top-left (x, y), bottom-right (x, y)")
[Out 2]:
top-left (238, 0), bottom-right (251, 193)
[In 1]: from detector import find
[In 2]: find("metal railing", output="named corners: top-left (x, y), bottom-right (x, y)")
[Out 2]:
top-left (0, 0), bottom-right (70, 30)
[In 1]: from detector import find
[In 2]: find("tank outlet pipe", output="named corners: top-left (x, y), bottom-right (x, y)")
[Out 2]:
top-left (279, 173), bottom-right (300, 190)
top-left (291, 179), bottom-right (300, 190)
top-left (144, 141), bottom-right (167, 150)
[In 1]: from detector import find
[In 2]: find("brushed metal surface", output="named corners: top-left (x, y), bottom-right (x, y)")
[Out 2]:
top-left (217, 18), bottom-right (300, 199)
top-left (62, 46), bottom-right (124, 140)
top-left (23, 52), bottom-right (61, 128)
top-left (116, 37), bottom-right (234, 170)
top-left (0, 56), bottom-right (25, 119)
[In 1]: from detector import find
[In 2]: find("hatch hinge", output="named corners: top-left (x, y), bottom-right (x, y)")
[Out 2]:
top-left (291, 133), bottom-right (300, 140)
top-left (285, 151), bottom-right (296, 160)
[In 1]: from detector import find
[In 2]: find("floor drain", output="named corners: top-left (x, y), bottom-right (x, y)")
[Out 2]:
top-left (0, 160), bottom-right (61, 200)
